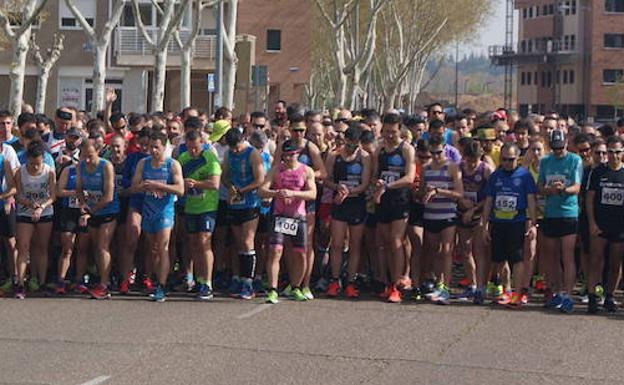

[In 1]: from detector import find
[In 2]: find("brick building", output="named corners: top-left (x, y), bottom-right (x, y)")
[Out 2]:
top-left (493, 0), bottom-right (624, 121)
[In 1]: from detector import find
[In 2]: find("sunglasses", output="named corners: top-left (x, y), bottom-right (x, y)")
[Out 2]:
top-left (322, 122), bottom-right (333, 127)
top-left (418, 155), bottom-right (432, 160)
top-left (291, 128), bottom-right (306, 133)
top-left (594, 150), bottom-right (607, 155)
top-left (282, 151), bottom-right (299, 157)
top-left (608, 149), bottom-right (624, 154)
top-left (578, 147), bottom-right (591, 154)
top-left (430, 150), bottom-right (443, 155)
top-left (335, 131), bottom-right (346, 136)
top-left (334, 118), bottom-right (349, 123)
top-left (531, 147), bottom-right (543, 152)
top-left (431, 110), bottom-right (443, 115)
top-left (502, 157), bottom-right (517, 162)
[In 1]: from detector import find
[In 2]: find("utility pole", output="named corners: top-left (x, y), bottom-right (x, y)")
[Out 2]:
top-left (214, 0), bottom-right (224, 108)
top-left (454, 39), bottom-right (459, 109)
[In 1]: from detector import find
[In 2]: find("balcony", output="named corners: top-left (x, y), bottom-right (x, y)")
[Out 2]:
top-left (489, 43), bottom-right (579, 66)
top-left (114, 27), bottom-right (216, 68)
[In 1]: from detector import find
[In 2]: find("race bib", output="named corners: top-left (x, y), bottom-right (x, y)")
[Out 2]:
top-left (601, 187), bottom-right (624, 206)
top-left (494, 194), bottom-right (518, 220)
top-left (230, 193), bottom-right (245, 205)
top-left (546, 174), bottom-right (566, 187)
top-left (187, 187), bottom-right (203, 197)
top-left (380, 171), bottom-right (400, 184)
top-left (339, 179), bottom-right (359, 191)
top-left (274, 216), bottom-right (299, 236)
top-left (85, 190), bottom-right (103, 209)
top-left (115, 175), bottom-right (123, 189)
top-left (68, 195), bottom-right (81, 209)
top-left (464, 191), bottom-right (478, 203)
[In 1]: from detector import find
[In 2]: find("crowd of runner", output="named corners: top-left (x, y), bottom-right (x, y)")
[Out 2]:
top-left (1, 94), bottom-right (623, 314)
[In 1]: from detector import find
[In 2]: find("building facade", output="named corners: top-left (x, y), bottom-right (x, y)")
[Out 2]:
top-left (0, 0), bottom-right (311, 116)
top-left (511, 0), bottom-right (624, 121)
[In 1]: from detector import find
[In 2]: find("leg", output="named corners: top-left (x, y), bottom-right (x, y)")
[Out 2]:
top-left (91, 220), bottom-right (117, 286)
top-left (439, 226), bottom-right (457, 286)
top-left (541, 235), bottom-right (562, 292)
top-left (58, 232), bottom-right (76, 280)
top-left (302, 212), bottom-right (316, 288)
top-left (329, 219), bottom-right (348, 280)
top-left (560, 234), bottom-right (577, 294)
top-left (15, 223), bottom-right (34, 286)
top-left (407, 225), bottom-right (423, 287)
top-left (119, 209), bottom-right (141, 279)
top-left (606, 242), bottom-right (624, 295)
top-left (587, 235), bottom-right (607, 295)
top-left (346, 224), bottom-right (365, 280)
top-left (31, 222), bottom-right (53, 284)
top-left (458, 227), bottom-right (477, 287)
top-left (153, 228), bottom-right (173, 286)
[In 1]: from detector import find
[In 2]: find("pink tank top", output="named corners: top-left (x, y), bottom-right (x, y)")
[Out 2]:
top-left (272, 163), bottom-right (307, 218)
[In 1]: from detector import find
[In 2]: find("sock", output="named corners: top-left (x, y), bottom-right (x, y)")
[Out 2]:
top-left (239, 250), bottom-right (257, 279)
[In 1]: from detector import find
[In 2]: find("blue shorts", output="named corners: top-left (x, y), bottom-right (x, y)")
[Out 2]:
top-left (185, 212), bottom-right (216, 233)
top-left (142, 214), bottom-right (174, 233)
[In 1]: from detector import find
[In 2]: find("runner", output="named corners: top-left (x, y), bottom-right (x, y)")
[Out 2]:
top-left (178, 129), bottom-right (221, 300)
top-left (586, 136), bottom-right (624, 313)
top-left (0, 149), bottom-right (16, 295)
top-left (260, 139), bottom-right (317, 303)
top-left (75, 140), bottom-right (119, 299)
top-left (482, 143), bottom-right (538, 308)
top-left (538, 129), bottom-right (582, 313)
top-left (221, 128), bottom-right (265, 299)
top-left (131, 131), bottom-right (185, 302)
top-left (373, 113), bottom-right (416, 303)
top-left (14, 141), bottom-right (56, 299)
top-left (419, 135), bottom-right (463, 305)
top-left (324, 126), bottom-right (371, 298)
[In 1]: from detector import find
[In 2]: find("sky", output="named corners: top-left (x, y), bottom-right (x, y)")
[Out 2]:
top-left (462, 1), bottom-right (514, 56)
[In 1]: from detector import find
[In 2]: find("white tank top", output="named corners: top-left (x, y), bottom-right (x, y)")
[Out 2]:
top-left (17, 164), bottom-right (53, 218)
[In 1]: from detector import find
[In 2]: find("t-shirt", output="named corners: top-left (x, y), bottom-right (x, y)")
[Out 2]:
top-left (484, 166), bottom-right (537, 222)
top-left (17, 149), bottom-right (56, 170)
top-left (588, 164), bottom-right (624, 229)
top-left (538, 152), bottom-right (583, 218)
top-left (421, 128), bottom-right (454, 145)
top-left (105, 131), bottom-right (139, 154)
top-left (178, 149), bottom-right (221, 214)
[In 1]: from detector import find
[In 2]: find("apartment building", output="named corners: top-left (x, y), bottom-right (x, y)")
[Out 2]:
top-left (0, 0), bottom-right (311, 116)
top-left (511, 0), bottom-right (624, 121)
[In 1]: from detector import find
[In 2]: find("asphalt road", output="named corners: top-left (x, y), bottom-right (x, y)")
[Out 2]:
top-left (1, 293), bottom-right (623, 385)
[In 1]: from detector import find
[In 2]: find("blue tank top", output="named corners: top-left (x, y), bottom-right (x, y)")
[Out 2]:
top-left (80, 159), bottom-right (119, 216)
top-left (62, 166), bottom-right (78, 208)
top-left (227, 146), bottom-right (259, 209)
top-left (298, 140), bottom-right (313, 166)
top-left (260, 150), bottom-right (272, 215)
top-left (142, 156), bottom-right (175, 221)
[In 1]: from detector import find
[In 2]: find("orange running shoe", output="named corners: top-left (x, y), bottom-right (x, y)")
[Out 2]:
top-left (118, 278), bottom-right (130, 295)
top-left (387, 285), bottom-right (402, 303)
top-left (507, 292), bottom-right (523, 309)
top-left (397, 276), bottom-right (412, 290)
top-left (344, 283), bottom-right (359, 299)
top-left (326, 280), bottom-right (340, 297)
top-left (496, 291), bottom-right (512, 305)
top-left (534, 278), bottom-right (546, 292)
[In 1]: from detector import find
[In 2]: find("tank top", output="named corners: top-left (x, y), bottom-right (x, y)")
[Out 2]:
top-left (272, 163), bottom-right (307, 219)
top-left (17, 164), bottom-right (53, 217)
top-left (80, 159), bottom-right (119, 216)
top-left (142, 156), bottom-right (175, 221)
top-left (460, 161), bottom-right (487, 204)
top-left (423, 163), bottom-right (457, 220)
top-left (227, 146), bottom-right (259, 209)
top-left (298, 140), bottom-right (313, 167)
top-left (377, 142), bottom-right (409, 204)
top-left (43, 131), bottom-right (66, 161)
top-left (333, 150), bottom-right (364, 200)
top-left (260, 151), bottom-right (272, 215)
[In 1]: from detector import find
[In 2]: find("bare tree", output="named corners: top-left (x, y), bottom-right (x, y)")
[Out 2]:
top-left (0, 0), bottom-right (49, 116)
top-left (132, 0), bottom-right (191, 112)
top-left (220, 0), bottom-right (238, 109)
top-left (64, 0), bottom-right (126, 116)
top-left (174, 0), bottom-right (221, 110)
top-left (313, 0), bottom-right (389, 108)
top-left (30, 32), bottom-right (64, 113)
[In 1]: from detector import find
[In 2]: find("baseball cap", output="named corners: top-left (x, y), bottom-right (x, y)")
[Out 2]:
top-left (209, 119), bottom-right (231, 142)
top-left (281, 139), bottom-right (299, 153)
top-left (477, 128), bottom-right (496, 141)
top-left (550, 129), bottom-right (566, 149)
top-left (67, 127), bottom-right (82, 138)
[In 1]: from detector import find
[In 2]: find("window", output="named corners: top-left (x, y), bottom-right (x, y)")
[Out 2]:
top-left (536, 6), bottom-right (540, 16)
top-left (59, 0), bottom-right (96, 29)
top-left (569, 70), bottom-right (575, 84)
top-left (565, 1), bottom-right (571, 15)
top-left (547, 71), bottom-right (553, 87)
top-left (528, 6), bottom-right (533, 17)
top-left (543, 5), bottom-right (548, 15)
top-left (266, 29), bottom-right (281, 51)
top-left (564, 35), bottom-right (570, 50)
top-left (556, 70), bottom-right (561, 84)
top-left (527, 72), bottom-right (532, 85)
top-left (603, 69), bottom-right (624, 84)
top-left (521, 40), bottom-right (527, 53)
top-left (605, 33), bottom-right (624, 48)
top-left (571, 0), bottom-right (577, 14)
top-left (534, 72), bottom-right (538, 85)
top-left (549, 4), bottom-right (555, 14)
top-left (570, 35), bottom-right (576, 50)
top-left (523, 8), bottom-right (527, 18)
top-left (606, 0), bottom-right (624, 12)
top-left (122, 3), bottom-right (153, 26)
top-left (563, 70), bottom-right (568, 84)
top-left (521, 72), bottom-right (526, 85)
top-left (541, 71), bottom-right (546, 87)
top-left (528, 39), bottom-right (533, 52)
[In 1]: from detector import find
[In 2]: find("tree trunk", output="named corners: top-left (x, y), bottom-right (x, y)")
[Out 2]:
top-left (9, 33), bottom-right (30, 116)
top-left (91, 43), bottom-right (108, 115)
top-left (222, 55), bottom-right (236, 109)
top-left (152, 48), bottom-right (168, 112)
top-left (35, 66), bottom-right (50, 113)
top-left (180, 47), bottom-right (192, 110)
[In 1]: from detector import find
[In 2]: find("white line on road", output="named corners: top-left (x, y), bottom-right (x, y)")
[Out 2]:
top-left (77, 375), bottom-right (111, 385)
top-left (237, 304), bottom-right (271, 319)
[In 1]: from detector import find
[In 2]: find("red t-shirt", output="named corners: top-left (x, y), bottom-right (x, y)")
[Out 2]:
top-left (104, 131), bottom-right (139, 153)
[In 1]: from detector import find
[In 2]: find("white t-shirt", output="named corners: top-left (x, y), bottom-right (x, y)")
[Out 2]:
top-left (1, 143), bottom-right (19, 192)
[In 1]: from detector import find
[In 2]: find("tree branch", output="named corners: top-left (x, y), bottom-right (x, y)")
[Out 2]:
top-left (131, 0), bottom-right (156, 47)
top-left (102, 0), bottom-right (127, 39)
top-left (16, 0), bottom-right (49, 37)
top-left (64, 0), bottom-right (96, 40)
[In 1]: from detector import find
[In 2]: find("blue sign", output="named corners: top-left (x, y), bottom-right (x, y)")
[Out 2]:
top-left (207, 73), bottom-right (215, 93)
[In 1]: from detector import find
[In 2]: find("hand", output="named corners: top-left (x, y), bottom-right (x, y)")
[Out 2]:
top-left (423, 186), bottom-right (437, 204)
top-left (525, 222), bottom-right (537, 238)
top-left (79, 214), bottom-right (90, 228)
top-left (373, 180), bottom-right (386, 204)
top-left (333, 188), bottom-right (348, 205)
top-left (278, 189), bottom-right (294, 199)
top-left (589, 222), bottom-right (601, 237)
top-left (337, 183), bottom-right (350, 197)
top-left (32, 207), bottom-right (43, 222)
top-left (4, 202), bottom-right (11, 215)
top-left (184, 178), bottom-right (197, 189)
top-left (458, 198), bottom-right (475, 210)
top-left (105, 88), bottom-right (117, 104)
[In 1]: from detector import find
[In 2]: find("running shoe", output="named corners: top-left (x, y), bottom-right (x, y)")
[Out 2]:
top-left (265, 289), bottom-right (279, 304)
top-left (457, 277), bottom-right (471, 288)
top-left (496, 291), bottom-right (512, 305)
top-left (420, 279), bottom-right (436, 294)
top-left (533, 276), bottom-right (546, 292)
top-left (595, 284), bottom-right (605, 298)
top-left (74, 282), bottom-right (89, 294)
top-left (281, 284), bottom-right (293, 297)
top-left (507, 292), bottom-right (523, 309)
top-left (143, 276), bottom-right (154, 293)
top-left (425, 283), bottom-right (445, 301)
top-left (228, 276), bottom-right (242, 296)
top-left (28, 277), bottom-right (40, 292)
top-left (118, 278), bottom-right (130, 295)
top-left (253, 278), bottom-right (266, 294)
top-left (196, 283), bottom-right (214, 300)
top-left (239, 279), bottom-right (255, 300)
top-left (410, 287), bottom-right (423, 301)
top-left (15, 285), bottom-right (25, 299)
top-left (89, 284), bottom-right (111, 300)
top-left (302, 287), bottom-right (314, 300)
top-left (486, 282), bottom-right (503, 298)
top-left (344, 283), bottom-right (359, 299)
top-left (473, 288), bottom-right (485, 305)
top-left (54, 280), bottom-right (67, 295)
top-left (456, 287), bottom-right (476, 301)
top-left (314, 277), bottom-right (329, 292)
top-left (520, 290), bottom-right (529, 305)
top-left (559, 295), bottom-right (574, 313)
top-left (151, 285), bottom-right (166, 302)
top-left (291, 287), bottom-right (306, 302)
top-left (587, 293), bottom-right (599, 314)
top-left (397, 276), bottom-right (412, 290)
top-left (603, 294), bottom-right (617, 313)
top-left (326, 280), bottom-right (340, 297)
top-left (378, 285), bottom-right (392, 299)
top-left (387, 285), bottom-right (402, 303)
top-left (545, 293), bottom-right (563, 309)
top-left (434, 286), bottom-right (451, 305)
